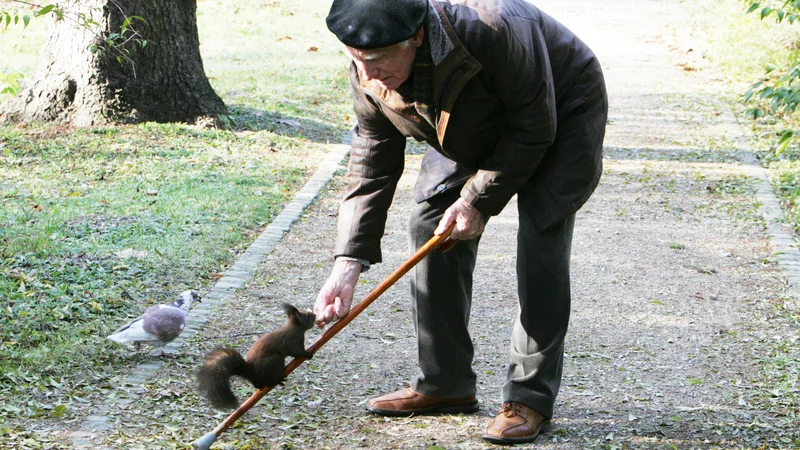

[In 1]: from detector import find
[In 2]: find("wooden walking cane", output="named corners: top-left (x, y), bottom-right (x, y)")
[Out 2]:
top-left (192, 223), bottom-right (457, 450)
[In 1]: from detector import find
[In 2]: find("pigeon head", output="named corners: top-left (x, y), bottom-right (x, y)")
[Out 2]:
top-left (173, 289), bottom-right (200, 311)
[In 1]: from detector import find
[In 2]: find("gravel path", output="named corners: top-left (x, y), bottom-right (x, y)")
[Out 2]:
top-left (89, 1), bottom-right (799, 449)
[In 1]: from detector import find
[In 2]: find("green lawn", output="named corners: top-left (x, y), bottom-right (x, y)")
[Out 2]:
top-left (0, 0), bottom-right (352, 425)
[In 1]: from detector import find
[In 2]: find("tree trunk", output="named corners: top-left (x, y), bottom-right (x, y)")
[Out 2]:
top-left (0, 0), bottom-right (226, 127)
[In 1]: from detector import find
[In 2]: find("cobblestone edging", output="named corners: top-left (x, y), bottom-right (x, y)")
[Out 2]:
top-left (722, 108), bottom-right (800, 311)
top-left (68, 142), bottom-right (351, 448)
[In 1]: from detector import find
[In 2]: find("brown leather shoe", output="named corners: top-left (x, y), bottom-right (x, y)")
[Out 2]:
top-left (366, 387), bottom-right (478, 416)
top-left (481, 401), bottom-right (550, 444)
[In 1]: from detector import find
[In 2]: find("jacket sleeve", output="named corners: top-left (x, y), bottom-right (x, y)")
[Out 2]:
top-left (334, 64), bottom-right (406, 264)
top-left (459, 15), bottom-right (557, 216)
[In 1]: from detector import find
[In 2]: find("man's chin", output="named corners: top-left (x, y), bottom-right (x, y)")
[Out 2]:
top-left (378, 80), bottom-right (399, 91)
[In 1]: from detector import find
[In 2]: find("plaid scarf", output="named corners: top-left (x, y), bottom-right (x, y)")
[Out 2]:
top-left (412, 37), bottom-right (436, 129)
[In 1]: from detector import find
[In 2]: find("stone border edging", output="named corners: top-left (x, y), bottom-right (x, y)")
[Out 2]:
top-left (722, 108), bottom-right (800, 311)
top-left (68, 142), bottom-right (351, 448)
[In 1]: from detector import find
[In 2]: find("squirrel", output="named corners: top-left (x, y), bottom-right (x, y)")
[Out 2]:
top-left (196, 302), bottom-right (316, 410)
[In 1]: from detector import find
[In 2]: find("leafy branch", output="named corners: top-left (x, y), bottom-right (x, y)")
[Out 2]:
top-left (98, 0), bottom-right (149, 77)
top-left (0, 72), bottom-right (25, 96)
top-left (743, 1), bottom-right (800, 154)
top-left (745, 0), bottom-right (800, 22)
top-left (0, 1), bottom-right (61, 28)
top-left (0, 0), bottom-right (149, 96)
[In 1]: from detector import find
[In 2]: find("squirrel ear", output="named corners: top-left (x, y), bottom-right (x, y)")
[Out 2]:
top-left (281, 302), bottom-right (299, 316)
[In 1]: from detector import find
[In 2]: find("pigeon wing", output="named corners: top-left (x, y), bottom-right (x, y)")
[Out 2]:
top-left (107, 305), bottom-right (166, 345)
top-left (142, 305), bottom-right (186, 341)
top-left (108, 313), bottom-right (145, 336)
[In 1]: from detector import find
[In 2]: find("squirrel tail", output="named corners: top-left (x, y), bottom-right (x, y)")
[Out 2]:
top-left (196, 348), bottom-right (255, 410)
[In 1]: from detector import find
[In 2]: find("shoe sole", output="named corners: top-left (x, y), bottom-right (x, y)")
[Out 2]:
top-left (480, 419), bottom-right (551, 445)
top-left (366, 400), bottom-right (479, 417)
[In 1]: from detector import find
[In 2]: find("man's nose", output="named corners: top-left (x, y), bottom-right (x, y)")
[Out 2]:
top-left (360, 62), bottom-right (380, 80)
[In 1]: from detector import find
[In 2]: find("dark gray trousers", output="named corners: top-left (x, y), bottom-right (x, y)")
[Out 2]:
top-left (408, 188), bottom-right (574, 418)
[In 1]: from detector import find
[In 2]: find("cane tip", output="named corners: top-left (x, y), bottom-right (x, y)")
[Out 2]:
top-left (192, 431), bottom-right (217, 450)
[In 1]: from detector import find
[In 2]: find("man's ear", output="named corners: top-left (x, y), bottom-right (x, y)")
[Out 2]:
top-left (412, 26), bottom-right (425, 48)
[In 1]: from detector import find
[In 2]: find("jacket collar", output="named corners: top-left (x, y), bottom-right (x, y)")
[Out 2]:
top-left (355, 1), bottom-right (483, 147)
top-left (426, 0), bottom-right (453, 65)
top-left (430, 0), bottom-right (482, 147)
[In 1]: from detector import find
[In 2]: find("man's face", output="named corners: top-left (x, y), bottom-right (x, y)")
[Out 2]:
top-left (345, 29), bottom-right (424, 91)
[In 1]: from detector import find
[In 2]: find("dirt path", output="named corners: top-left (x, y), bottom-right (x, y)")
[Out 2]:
top-left (88, 1), bottom-right (798, 449)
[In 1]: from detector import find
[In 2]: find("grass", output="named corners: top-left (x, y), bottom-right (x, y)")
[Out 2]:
top-left (686, 1), bottom-right (800, 443)
top-left (0, 0), bottom-right (352, 427)
top-left (197, 0), bottom-right (352, 136)
top-left (687, 0), bottom-right (800, 86)
top-left (687, 0), bottom-right (800, 228)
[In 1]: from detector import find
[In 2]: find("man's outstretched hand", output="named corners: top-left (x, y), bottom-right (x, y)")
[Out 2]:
top-left (313, 259), bottom-right (362, 328)
top-left (314, 197), bottom-right (481, 326)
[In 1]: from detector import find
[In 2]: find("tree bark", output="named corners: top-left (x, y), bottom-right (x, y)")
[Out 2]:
top-left (0, 0), bottom-right (226, 127)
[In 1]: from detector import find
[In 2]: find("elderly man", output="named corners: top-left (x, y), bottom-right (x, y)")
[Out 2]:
top-left (313, 0), bottom-right (607, 444)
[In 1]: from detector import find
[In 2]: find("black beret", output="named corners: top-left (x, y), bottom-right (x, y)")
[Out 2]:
top-left (326, 0), bottom-right (428, 49)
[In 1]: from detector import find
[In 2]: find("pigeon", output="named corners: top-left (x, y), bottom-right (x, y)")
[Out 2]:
top-left (107, 289), bottom-right (201, 356)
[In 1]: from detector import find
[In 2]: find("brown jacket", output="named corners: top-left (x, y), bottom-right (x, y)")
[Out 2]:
top-left (336, 0), bottom-right (608, 263)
